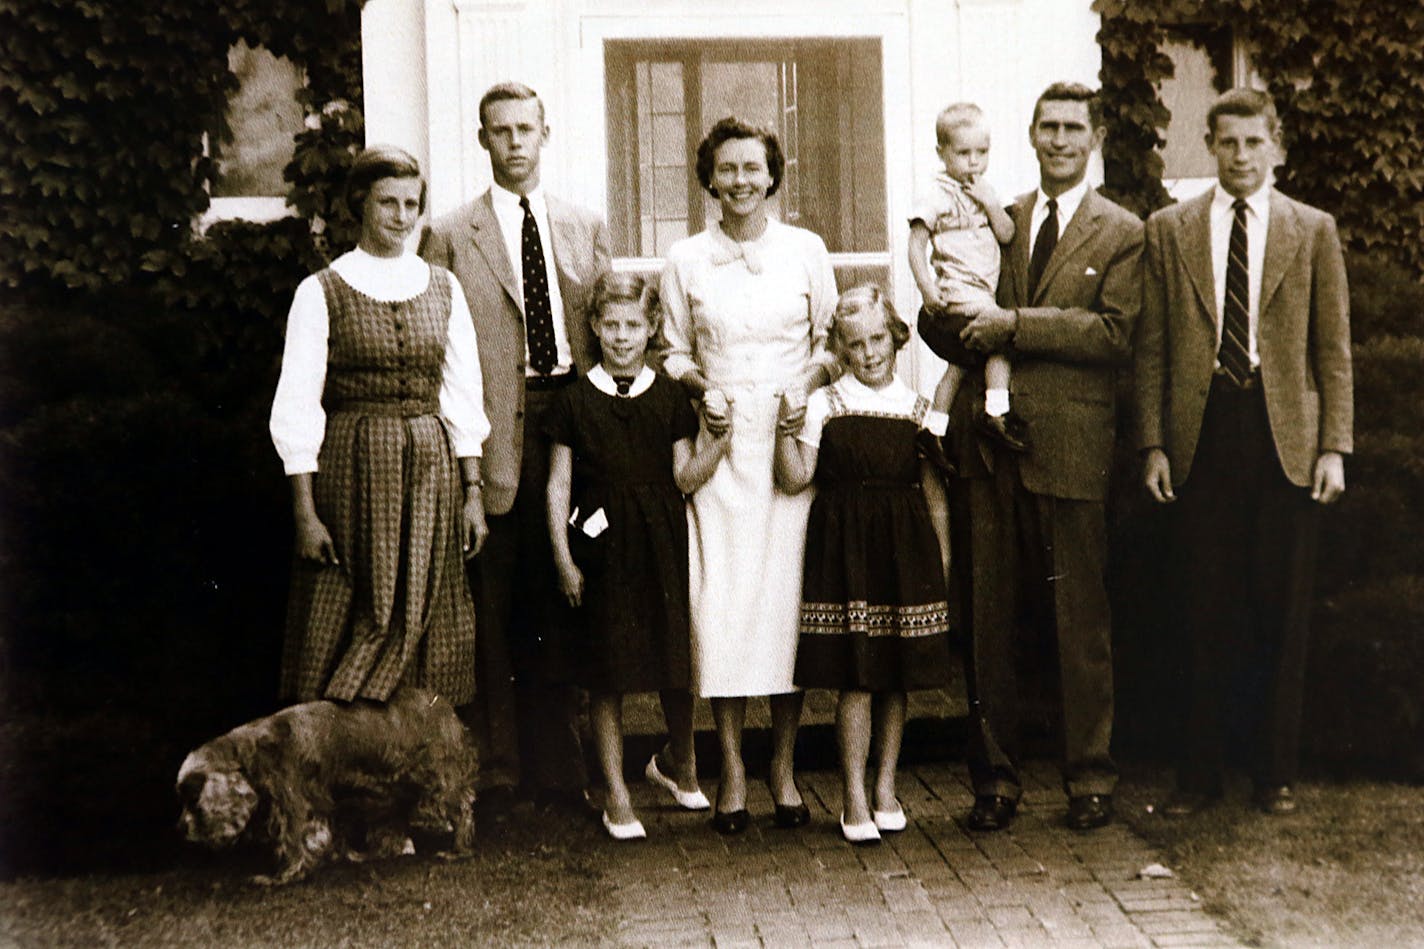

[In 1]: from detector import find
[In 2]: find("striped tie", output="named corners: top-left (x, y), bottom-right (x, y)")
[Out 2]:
top-left (1218, 199), bottom-right (1252, 387)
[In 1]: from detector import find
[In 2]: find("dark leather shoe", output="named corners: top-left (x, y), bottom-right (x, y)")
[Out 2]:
top-left (1161, 790), bottom-right (1219, 818)
top-left (915, 428), bottom-right (958, 477)
top-left (976, 410), bottom-right (1031, 453)
top-left (711, 809), bottom-right (750, 835)
top-left (773, 802), bottom-right (810, 829)
top-left (966, 795), bottom-right (1018, 832)
top-left (1253, 785), bottom-right (1298, 815)
top-left (1066, 794), bottom-right (1113, 830)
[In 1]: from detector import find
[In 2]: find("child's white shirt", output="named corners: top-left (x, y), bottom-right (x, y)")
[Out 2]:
top-left (797, 375), bottom-right (949, 450)
top-left (909, 172), bottom-right (1001, 309)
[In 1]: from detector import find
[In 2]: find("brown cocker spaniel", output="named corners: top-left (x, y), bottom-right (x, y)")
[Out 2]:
top-left (176, 687), bottom-right (477, 885)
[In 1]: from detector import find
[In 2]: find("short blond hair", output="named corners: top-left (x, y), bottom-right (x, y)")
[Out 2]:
top-left (935, 102), bottom-right (986, 146)
top-left (829, 284), bottom-right (911, 354)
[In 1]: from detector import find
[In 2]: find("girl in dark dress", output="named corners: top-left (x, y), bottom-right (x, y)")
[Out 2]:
top-left (774, 285), bottom-right (954, 845)
top-left (544, 272), bottom-right (730, 840)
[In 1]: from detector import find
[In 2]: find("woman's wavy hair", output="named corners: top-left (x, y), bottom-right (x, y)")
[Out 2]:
top-left (343, 144), bottom-right (427, 221)
top-left (694, 116), bottom-right (785, 199)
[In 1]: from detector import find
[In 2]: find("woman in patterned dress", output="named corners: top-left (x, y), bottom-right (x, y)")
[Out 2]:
top-left (270, 145), bottom-right (490, 705)
top-left (660, 117), bottom-right (840, 834)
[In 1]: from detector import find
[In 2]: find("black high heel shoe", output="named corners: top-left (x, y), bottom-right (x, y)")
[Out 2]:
top-left (770, 781), bottom-right (810, 828)
top-left (773, 802), bottom-right (810, 828)
top-left (711, 809), bottom-right (750, 835)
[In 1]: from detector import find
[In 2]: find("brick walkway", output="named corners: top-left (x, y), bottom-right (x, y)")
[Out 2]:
top-left (601, 761), bottom-right (1243, 948)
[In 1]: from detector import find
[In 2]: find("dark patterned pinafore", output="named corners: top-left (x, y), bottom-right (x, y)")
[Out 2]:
top-left (793, 386), bottom-right (954, 692)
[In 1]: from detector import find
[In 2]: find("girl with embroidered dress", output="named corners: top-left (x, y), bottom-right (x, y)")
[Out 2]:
top-left (774, 284), bottom-right (955, 845)
top-left (270, 145), bottom-right (490, 707)
top-left (544, 272), bottom-right (730, 840)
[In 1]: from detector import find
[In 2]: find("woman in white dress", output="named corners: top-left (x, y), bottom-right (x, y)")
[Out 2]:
top-left (660, 117), bottom-right (839, 834)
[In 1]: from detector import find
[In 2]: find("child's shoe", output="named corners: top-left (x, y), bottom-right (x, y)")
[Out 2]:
top-left (976, 409), bottom-right (1031, 453)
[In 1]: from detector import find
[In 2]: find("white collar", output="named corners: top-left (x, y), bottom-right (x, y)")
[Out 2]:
top-left (588, 363), bottom-right (655, 398)
top-left (1211, 182), bottom-right (1271, 221)
top-left (838, 373), bottom-right (910, 402)
top-left (934, 171), bottom-right (969, 192)
top-left (1036, 178), bottom-right (1090, 222)
top-left (492, 181), bottom-right (545, 214)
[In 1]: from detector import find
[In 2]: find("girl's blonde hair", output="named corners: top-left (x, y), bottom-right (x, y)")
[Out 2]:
top-left (829, 284), bottom-right (911, 355)
top-left (586, 271), bottom-right (662, 361)
top-left (587, 271), bottom-right (660, 328)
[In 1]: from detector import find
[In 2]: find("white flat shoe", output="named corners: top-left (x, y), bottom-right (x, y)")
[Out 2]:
top-left (840, 813), bottom-right (881, 845)
top-left (873, 805), bottom-right (907, 833)
top-left (645, 753), bottom-right (711, 811)
top-left (602, 812), bottom-right (647, 841)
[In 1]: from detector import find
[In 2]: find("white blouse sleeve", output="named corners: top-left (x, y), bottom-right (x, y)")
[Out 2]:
top-left (269, 275), bottom-right (330, 475)
top-left (659, 254), bottom-right (700, 383)
top-left (439, 274), bottom-right (490, 458)
top-left (795, 386), bottom-right (832, 450)
top-left (806, 237), bottom-right (840, 374)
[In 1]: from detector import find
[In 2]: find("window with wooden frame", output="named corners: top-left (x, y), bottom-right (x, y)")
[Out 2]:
top-left (604, 37), bottom-right (888, 283)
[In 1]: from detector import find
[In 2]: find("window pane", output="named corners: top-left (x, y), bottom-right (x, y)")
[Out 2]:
top-left (701, 61), bottom-right (779, 130)
top-left (650, 62), bottom-right (684, 112)
top-left (652, 114), bottom-right (686, 167)
top-left (1160, 28), bottom-right (1234, 179)
top-left (654, 219), bottom-right (688, 256)
top-left (213, 41), bottom-right (304, 197)
top-left (653, 166), bottom-right (687, 218)
top-left (606, 39), bottom-right (887, 259)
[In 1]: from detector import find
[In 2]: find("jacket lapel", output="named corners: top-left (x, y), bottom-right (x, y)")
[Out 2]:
top-left (469, 190), bottom-right (522, 311)
top-left (1033, 189), bottom-right (1101, 304)
top-left (1008, 194), bottom-right (1034, 305)
top-left (1259, 189), bottom-right (1301, 318)
top-left (1180, 191), bottom-right (1216, 328)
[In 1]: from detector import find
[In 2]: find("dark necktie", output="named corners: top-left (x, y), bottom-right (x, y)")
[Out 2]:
top-left (1026, 197), bottom-right (1058, 300)
top-left (1218, 198), bottom-right (1252, 387)
top-left (611, 374), bottom-right (636, 397)
top-left (520, 195), bottom-right (558, 375)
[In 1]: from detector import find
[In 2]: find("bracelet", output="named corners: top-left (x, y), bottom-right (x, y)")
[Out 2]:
top-left (464, 479), bottom-right (483, 492)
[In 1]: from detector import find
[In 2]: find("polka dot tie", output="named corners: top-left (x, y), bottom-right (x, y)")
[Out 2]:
top-left (520, 195), bottom-right (557, 375)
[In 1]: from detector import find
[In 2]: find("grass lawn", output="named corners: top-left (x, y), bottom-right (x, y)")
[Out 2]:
top-left (1118, 765), bottom-right (1424, 948)
top-left (0, 808), bottom-right (611, 948)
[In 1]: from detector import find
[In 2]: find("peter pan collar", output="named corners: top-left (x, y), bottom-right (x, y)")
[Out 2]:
top-left (588, 363), bottom-right (655, 398)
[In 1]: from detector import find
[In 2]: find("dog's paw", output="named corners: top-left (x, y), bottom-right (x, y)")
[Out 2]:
top-left (434, 848), bottom-right (475, 863)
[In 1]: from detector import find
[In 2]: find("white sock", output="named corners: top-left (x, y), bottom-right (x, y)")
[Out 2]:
top-left (985, 388), bottom-right (1010, 417)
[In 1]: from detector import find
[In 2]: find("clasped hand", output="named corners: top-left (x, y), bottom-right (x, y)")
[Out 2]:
top-left (959, 306), bottom-right (1017, 352)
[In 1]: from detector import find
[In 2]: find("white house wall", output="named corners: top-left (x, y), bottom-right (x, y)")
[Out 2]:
top-left (363, 0), bottom-right (1103, 388)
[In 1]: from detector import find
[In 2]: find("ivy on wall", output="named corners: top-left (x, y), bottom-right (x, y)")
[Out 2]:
top-left (0, 0), bottom-right (365, 295)
top-left (1095, 0), bottom-right (1424, 276)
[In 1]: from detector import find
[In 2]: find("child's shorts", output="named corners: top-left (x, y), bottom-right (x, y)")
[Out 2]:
top-left (917, 304), bottom-right (984, 367)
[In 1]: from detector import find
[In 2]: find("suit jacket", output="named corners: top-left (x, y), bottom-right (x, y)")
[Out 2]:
top-left (1133, 188), bottom-right (1353, 488)
top-left (421, 189), bottom-right (610, 514)
top-left (951, 187), bottom-right (1143, 502)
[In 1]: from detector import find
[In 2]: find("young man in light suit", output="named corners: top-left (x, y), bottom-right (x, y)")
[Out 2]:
top-left (421, 82), bottom-right (610, 812)
top-left (1134, 88), bottom-right (1352, 817)
top-left (923, 82), bottom-right (1143, 832)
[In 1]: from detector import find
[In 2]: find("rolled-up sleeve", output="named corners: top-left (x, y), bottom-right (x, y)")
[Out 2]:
top-left (440, 275), bottom-right (490, 458)
top-left (659, 256), bottom-right (699, 382)
top-left (269, 275), bottom-right (329, 475)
